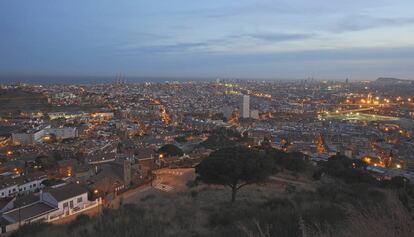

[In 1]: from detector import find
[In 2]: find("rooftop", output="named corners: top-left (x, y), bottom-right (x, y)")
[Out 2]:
top-left (43, 183), bottom-right (88, 202)
top-left (3, 202), bottom-right (57, 223)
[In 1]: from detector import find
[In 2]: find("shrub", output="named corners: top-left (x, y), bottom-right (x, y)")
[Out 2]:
top-left (190, 190), bottom-right (198, 199)
top-left (68, 214), bottom-right (91, 231)
top-left (10, 222), bottom-right (51, 237)
top-left (158, 144), bottom-right (183, 157)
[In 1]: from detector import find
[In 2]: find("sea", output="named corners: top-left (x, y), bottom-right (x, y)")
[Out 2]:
top-left (0, 75), bottom-right (212, 85)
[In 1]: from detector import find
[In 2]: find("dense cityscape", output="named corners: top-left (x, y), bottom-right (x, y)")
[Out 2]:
top-left (2, 0), bottom-right (414, 236)
top-left (0, 77), bottom-right (413, 235)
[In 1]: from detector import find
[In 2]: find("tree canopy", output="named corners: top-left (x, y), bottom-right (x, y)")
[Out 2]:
top-left (314, 154), bottom-right (376, 184)
top-left (196, 147), bottom-right (274, 202)
top-left (158, 144), bottom-right (184, 157)
top-left (200, 128), bottom-right (241, 150)
top-left (35, 155), bottom-right (57, 169)
top-left (265, 148), bottom-right (309, 172)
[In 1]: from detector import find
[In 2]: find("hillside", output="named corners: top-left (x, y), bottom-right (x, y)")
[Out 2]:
top-left (374, 77), bottom-right (413, 85)
top-left (10, 168), bottom-right (414, 237)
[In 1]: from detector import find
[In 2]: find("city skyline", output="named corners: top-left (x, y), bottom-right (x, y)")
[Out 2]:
top-left (1, 1), bottom-right (414, 236)
top-left (1, 0), bottom-right (414, 80)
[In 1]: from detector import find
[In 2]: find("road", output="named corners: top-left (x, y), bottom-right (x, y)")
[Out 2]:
top-left (122, 168), bottom-right (195, 205)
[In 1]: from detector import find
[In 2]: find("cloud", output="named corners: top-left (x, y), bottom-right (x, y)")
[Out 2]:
top-left (118, 32), bottom-right (316, 55)
top-left (232, 33), bottom-right (314, 42)
top-left (119, 42), bottom-right (210, 54)
top-left (334, 15), bottom-right (414, 32)
top-left (198, 3), bottom-right (295, 18)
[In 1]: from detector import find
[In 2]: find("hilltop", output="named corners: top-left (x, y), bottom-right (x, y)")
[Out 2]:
top-left (374, 77), bottom-right (413, 85)
top-left (10, 152), bottom-right (414, 237)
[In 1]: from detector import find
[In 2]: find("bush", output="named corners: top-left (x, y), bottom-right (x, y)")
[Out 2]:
top-left (266, 148), bottom-right (309, 173)
top-left (140, 194), bottom-right (156, 202)
top-left (186, 180), bottom-right (197, 188)
top-left (10, 222), bottom-right (51, 237)
top-left (174, 136), bottom-right (187, 143)
top-left (158, 144), bottom-right (183, 157)
top-left (302, 203), bottom-right (346, 231)
top-left (285, 184), bottom-right (297, 194)
top-left (200, 128), bottom-right (241, 149)
top-left (190, 190), bottom-right (198, 199)
top-left (318, 155), bottom-right (378, 185)
top-left (68, 214), bottom-right (91, 231)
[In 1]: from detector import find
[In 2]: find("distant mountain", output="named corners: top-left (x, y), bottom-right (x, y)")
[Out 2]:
top-left (374, 77), bottom-right (413, 85)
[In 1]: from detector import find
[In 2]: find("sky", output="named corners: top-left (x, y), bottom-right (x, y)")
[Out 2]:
top-left (1, 0), bottom-right (414, 81)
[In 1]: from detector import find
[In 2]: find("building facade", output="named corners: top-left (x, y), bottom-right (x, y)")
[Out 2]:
top-left (241, 95), bottom-right (250, 118)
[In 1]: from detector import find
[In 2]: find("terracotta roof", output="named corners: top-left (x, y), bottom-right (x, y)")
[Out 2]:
top-left (136, 148), bottom-right (156, 159)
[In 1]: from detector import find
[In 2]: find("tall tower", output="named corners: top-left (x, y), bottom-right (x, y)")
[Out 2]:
top-left (241, 95), bottom-right (250, 118)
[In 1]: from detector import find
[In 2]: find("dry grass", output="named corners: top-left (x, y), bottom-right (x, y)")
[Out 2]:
top-left (11, 176), bottom-right (414, 237)
top-left (328, 192), bottom-right (414, 237)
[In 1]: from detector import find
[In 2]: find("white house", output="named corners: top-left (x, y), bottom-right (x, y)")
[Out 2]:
top-left (1, 184), bottom-right (98, 233)
top-left (41, 183), bottom-right (89, 216)
top-left (0, 173), bottom-right (47, 198)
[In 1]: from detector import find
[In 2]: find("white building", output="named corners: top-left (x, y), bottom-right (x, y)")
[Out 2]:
top-left (40, 184), bottom-right (89, 217)
top-left (45, 127), bottom-right (78, 140)
top-left (241, 95), bottom-right (250, 118)
top-left (11, 126), bottom-right (77, 145)
top-left (1, 184), bottom-right (99, 233)
top-left (11, 125), bottom-right (51, 145)
top-left (0, 173), bottom-right (47, 198)
top-left (250, 110), bottom-right (259, 120)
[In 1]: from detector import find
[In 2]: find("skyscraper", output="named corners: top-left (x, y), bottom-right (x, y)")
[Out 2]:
top-left (241, 95), bottom-right (250, 118)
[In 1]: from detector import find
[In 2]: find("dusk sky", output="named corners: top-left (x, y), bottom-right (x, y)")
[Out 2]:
top-left (1, 0), bottom-right (414, 80)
